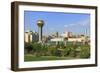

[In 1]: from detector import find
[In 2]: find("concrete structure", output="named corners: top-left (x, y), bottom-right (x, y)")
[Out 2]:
top-left (50, 38), bottom-right (64, 45)
top-left (68, 37), bottom-right (85, 42)
top-left (24, 31), bottom-right (32, 43)
top-left (24, 31), bottom-right (39, 43)
top-left (37, 20), bottom-right (44, 43)
top-left (61, 32), bottom-right (72, 38)
top-left (50, 36), bottom-right (87, 43)
top-left (32, 32), bottom-right (39, 42)
top-left (50, 38), bottom-right (64, 42)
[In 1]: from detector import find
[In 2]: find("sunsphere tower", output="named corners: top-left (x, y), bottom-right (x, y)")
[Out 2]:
top-left (37, 20), bottom-right (44, 43)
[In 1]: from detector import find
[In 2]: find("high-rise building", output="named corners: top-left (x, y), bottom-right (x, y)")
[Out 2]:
top-left (32, 31), bottom-right (39, 42)
top-left (24, 31), bottom-right (32, 43)
top-left (24, 31), bottom-right (39, 43)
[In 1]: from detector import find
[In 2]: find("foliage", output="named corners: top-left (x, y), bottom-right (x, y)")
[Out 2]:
top-left (24, 42), bottom-right (90, 61)
top-left (25, 43), bottom-right (33, 53)
top-left (79, 45), bottom-right (90, 58)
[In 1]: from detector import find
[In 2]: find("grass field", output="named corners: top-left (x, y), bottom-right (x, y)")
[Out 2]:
top-left (24, 55), bottom-right (79, 61)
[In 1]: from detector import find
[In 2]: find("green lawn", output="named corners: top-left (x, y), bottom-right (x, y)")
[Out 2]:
top-left (24, 55), bottom-right (79, 61)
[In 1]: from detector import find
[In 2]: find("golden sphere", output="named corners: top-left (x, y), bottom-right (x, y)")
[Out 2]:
top-left (37, 20), bottom-right (44, 27)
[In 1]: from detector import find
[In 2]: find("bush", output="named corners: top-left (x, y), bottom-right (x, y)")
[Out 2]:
top-left (64, 48), bottom-right (71, 56)
top-left (69, 48), bottom-right (76, 57)
top-left (33, 43), bottom-right (42, 57)
top-left (79, 47), bottom-right (90, 58)
top-left (54, 49), bottom-right (62, 57)
top-left (47, 46), bottom-right (57, 56)
top-left (25, 43), bottom-right (33, 53)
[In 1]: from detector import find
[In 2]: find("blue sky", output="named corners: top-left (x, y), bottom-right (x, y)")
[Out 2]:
top-left (24, 11), bottom-right (90, 36)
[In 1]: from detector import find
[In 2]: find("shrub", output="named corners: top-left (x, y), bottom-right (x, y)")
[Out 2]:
top-left (79, 47), bottom-right (90, 58)
top-left (64, 48), bottom-right (71, 56)
top-left (69, 48), bottom-right (76, 57)
top-left (25, 43), bottom-right (33, 53)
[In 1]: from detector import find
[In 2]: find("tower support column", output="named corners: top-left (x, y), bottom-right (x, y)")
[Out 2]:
top-left (38, 27), bottom-right (42, 43)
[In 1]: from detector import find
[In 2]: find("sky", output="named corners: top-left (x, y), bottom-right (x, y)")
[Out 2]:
top-left (24, 11), bottom-right (90, 36)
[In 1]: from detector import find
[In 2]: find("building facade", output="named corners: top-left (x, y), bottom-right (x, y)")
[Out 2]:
top-left (24, 31), bottom-right (39, 43)
top-left (61, 32), bottom-right (72, 38)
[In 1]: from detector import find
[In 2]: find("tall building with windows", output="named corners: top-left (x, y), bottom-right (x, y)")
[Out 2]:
top-left (24, 31), bottom-right (39, 43)
top-left (32, 31), bottom-right (39, 42)
top-left (24, 31), bottom-right (32, 43)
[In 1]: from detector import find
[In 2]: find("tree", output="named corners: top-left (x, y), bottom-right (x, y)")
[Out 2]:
top-left (25, 43), bottom-right (33, 53)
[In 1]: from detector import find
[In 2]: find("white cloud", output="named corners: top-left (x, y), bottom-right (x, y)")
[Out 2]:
top-left (64, 24), bottom-right (68, 28)
top-left (64, 24), bottom-right (76, 28)
top-left (64, 19), bottom-right (90, 28)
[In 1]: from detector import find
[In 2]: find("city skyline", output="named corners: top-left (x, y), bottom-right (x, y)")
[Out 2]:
top-left (24, 11), bottom-right (90, 36)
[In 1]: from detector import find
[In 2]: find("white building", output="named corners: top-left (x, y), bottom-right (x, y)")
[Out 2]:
top-left (61, 32), bottom-right (72, 38)
top-left (50, 38), bottom-right (64, 42)
top-left (24, 31), bottom-right (32, 43)
top-left (24, 31), bottom-right (39, 43)
top-left (68, 37), bottom-right (86, 42)
top-left (50, 36), bottom-right (87, 43)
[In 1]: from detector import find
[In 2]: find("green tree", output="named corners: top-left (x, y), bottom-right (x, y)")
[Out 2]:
top-left (79, 46), bottom-right (90, 58)
top-left (25, 43), bottom-right (33, 53)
